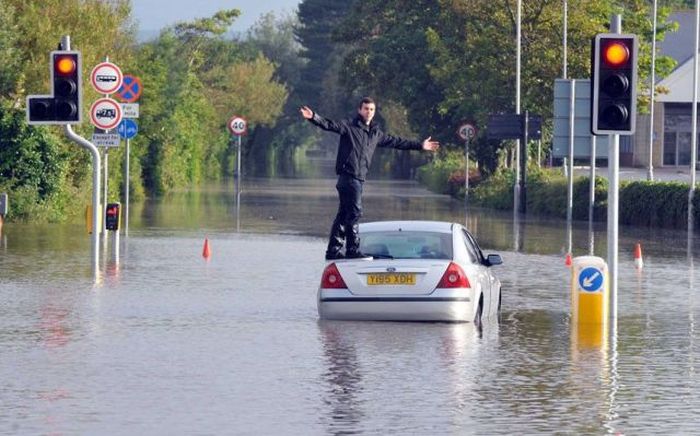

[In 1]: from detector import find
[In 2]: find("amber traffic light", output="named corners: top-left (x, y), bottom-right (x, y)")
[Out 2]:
top-left (27, 50), bottom-right (83, 124)
top-left (591, 34), bottom-right (637, 135)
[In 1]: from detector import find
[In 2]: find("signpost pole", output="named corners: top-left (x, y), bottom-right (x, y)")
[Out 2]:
top-left (520, 111), bottom-right (529, 213)
top-left (125, 137), bottom-right (130, 236)
top-left (464, 137), bottom-right (469, 212)
top-left (103, 147), bottom-right (109, 243)
top-left (589, 135), bottom-right (597, 255)
top-left (236, 134), bottom-right (242, 233)
top-left (689, 0), bottom-right (699, 232)
top-left (102, 56), bottom-right (110, 244)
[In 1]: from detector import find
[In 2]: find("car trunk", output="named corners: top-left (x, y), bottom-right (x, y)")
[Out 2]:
top-left (335, 259), bottom-right (450, 296)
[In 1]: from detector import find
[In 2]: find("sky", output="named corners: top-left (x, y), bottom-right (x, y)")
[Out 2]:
top-left (131, 0), bottom-right (302, 39)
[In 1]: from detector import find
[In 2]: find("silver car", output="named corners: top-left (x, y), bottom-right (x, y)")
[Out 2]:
top-left (318, 220), bottom-right (503, 323)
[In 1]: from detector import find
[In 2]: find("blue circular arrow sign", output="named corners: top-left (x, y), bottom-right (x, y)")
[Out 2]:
top-left (117, 118), bottom-right (138, 139)
top-left (578, 267), bottom-right (604, 292)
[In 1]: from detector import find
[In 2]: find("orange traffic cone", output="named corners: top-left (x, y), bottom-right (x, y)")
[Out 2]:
top-left (202, 237), bottom-right (211, 259)
top-left (565, 252), bottom-right (572, 267)
top-left (634, 243), bottom-right (643, 270)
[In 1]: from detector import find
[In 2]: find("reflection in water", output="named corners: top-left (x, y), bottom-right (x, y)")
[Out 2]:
top-left (318, 321), bottom-right (365, 435)
top-left (39, 305), bottom-right (71, 349)
top-left (2, 178), bottom-right (700, 434)
top-left (317, 320), bottom-right (486, 434)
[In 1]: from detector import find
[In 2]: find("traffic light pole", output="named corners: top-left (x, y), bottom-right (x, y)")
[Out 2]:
top-left (608, 15), bottom-right (622, 324)
top-left (61, 35), bottom-right (101, 281)
top-left (608, 133), bottom-right (619, 321)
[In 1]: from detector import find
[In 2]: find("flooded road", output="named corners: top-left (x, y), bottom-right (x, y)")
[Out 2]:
top-left (1, 178), bottom-right (699, 434)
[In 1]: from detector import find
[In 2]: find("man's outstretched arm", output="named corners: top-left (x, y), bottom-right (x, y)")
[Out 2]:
top-left (300, 106), bottom-right (345, 134)
top-left (379, 134), bottom-right (440, 152)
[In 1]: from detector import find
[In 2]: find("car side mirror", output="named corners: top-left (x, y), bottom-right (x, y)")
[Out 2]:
top-left (486, 254), bottom-right (503, 266)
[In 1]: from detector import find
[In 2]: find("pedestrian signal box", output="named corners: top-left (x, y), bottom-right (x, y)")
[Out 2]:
top-left (105, 203), bottom-right (120, 231)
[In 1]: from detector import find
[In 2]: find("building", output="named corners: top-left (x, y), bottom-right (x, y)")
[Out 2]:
top-left (636, 11), bottom-right (700, 169)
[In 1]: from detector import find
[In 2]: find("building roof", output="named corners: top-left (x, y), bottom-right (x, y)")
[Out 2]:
top-left (656, 11), bottom-right (700, 103)
top-left (657, 55), bottom-right (700, 103)
top-left (658, 11), bottom-right (696, 66)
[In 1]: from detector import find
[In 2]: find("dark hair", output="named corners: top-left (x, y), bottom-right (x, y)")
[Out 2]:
top-left (358, 97), bottom-right (375, 108)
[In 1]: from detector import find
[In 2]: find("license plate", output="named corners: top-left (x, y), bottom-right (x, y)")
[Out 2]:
top-left (367, 273), bottom-right (416, 285)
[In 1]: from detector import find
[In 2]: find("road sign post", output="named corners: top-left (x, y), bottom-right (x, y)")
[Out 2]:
top-left (228, 116), bottom-right (247, 232)
top-left (116, 75), bottom-right (142, 237)
top-left (458, 123), bottom-right (477, 213)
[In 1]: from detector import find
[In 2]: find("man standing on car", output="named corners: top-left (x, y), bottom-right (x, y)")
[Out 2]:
top-left (300, 97), bottom-right (440, 260)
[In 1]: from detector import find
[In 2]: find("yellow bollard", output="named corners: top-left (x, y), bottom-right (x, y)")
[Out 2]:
top-left (85, 204), bottom-right (102, 234)
top-left (571, 256), bottom-right (609, 350)
top-left (571, 256), bottom-right (609, 325)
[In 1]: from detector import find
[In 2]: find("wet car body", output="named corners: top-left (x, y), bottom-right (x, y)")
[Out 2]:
top-left (318, 221), bottom-right (503, 322)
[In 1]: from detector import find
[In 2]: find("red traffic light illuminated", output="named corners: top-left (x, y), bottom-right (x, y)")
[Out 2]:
top-left (105, 203), bottom-right (121, 231)
top-left (603, 42), bottom-right (630, 67)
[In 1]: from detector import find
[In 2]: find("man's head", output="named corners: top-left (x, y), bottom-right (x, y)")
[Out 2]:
top-left (357, 97), bottom-right (376, 125)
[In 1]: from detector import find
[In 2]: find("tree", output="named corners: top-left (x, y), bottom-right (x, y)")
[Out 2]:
top-left (333, 0), bottom-right (678, 175)
top-left (296, 0), bottom-right (357, 117)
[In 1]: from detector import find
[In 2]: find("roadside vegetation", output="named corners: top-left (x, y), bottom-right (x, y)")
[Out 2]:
top-left (1, 0), bottom-right (697, 228)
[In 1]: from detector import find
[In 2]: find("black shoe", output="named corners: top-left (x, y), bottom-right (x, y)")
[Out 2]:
top-left (325, 251), bottom-right (345, 260)
top-left (345, 251), bottom-right (372, 259)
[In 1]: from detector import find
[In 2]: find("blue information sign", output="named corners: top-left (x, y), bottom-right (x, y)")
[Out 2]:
top-left (117, 119), bottom-right (138, 139)
top-left (578, 267), bottom-right (604, 292)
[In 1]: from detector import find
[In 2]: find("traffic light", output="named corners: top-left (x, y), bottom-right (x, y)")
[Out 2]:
top-left (27, 51), bottom-right (82, 125)
top-left (105, 203), bottom-right (120, 231)
top-left (591, 34), bottom-right (637, 135)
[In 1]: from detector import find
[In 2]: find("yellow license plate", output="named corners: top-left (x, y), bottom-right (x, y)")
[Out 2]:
top-left (367, 273), bottom-right (416, 285)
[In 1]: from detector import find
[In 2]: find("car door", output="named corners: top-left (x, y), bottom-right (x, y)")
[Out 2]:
top-left (461, 229), bottom-right (492, 314)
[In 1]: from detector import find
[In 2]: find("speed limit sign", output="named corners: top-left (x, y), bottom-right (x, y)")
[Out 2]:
top-left (228, 115), bottom-right (247, 136)
top-left (458, 123), bottom-right (477, 141)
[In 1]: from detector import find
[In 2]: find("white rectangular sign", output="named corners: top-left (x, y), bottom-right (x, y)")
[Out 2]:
top-left (92, 133), bottom-right (120, 148)
top-left (553, 79), bottom-right (610, 159)
top-left (120, 103), bottom-right (139, 118)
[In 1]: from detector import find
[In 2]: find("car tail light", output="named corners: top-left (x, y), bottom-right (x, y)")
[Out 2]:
top-left (321, 263), bottom-right (347, 289)
top-left (437, 262), bottom-right (471, 288)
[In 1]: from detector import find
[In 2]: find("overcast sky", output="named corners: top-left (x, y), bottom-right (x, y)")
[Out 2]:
top-left (132, 0), bottom-right (301, 37)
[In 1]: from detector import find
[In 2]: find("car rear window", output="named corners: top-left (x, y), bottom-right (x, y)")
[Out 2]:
top-left (360, 231), bottom-right (453, 259)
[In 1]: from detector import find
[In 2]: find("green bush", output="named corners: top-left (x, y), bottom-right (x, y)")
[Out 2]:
top-left (619, 181), bottom-right (692, 228)
top-left (0, 100), bottom-right (79, 222)
top-left (422, 163), bottom-right (700, 229)
top-left (471, 168), bottom-right (514, 210)
top-left (416, 150), bottom-right (466, 195)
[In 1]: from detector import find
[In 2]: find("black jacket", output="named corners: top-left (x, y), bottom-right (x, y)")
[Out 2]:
top-left (308, 113), bottom-right (423, 181)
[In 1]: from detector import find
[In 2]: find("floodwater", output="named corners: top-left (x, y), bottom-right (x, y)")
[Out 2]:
top-left (1, 178), bottom-right (699, 434)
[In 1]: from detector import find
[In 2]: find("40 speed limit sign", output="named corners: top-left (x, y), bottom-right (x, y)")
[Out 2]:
top-left (228, 115), bottom-right (247, 136)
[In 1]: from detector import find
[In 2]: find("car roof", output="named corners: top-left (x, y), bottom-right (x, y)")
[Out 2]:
top-left (359, 220), bottom-right (455, 234)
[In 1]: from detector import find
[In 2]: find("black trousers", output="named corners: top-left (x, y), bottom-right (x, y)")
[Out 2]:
top-left (326, 173), bottom-right (363, 255)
